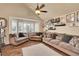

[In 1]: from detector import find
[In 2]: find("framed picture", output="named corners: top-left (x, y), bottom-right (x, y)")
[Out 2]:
top-left (66, 13), bottom-right (75, 26)
top-left (66, 14), bottom-right (71, 23)
top-left (74, 11), bottom-right (79, 26)
top-left (70, 13), bottom-right (75, 22)
top-left (66, 13), bottom-right (75, 23)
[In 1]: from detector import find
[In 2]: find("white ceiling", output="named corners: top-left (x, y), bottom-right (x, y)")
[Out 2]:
top-left (25, 3), bottom-right (79, 20)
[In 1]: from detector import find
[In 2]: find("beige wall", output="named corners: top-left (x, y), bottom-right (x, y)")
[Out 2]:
top-left (26, 3), bottom-right (79, 20)
top-left (47, 11), bottom-right (79, 36)
top-left (0, 3), bottom-right (41, 44)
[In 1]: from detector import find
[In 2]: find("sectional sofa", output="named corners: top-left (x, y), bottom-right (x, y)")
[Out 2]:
top-left (43, 32), bottom-right (79, 56)
top-left (9, 32), bottom-right (43, 46)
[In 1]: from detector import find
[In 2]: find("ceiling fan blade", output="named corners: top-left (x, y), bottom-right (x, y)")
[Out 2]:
top-left (36, 4), bottom-right (40, 10)
top-left (40, 4), bottom-right (45, 9)
top-left (40, 10), bottom-right (47, 13)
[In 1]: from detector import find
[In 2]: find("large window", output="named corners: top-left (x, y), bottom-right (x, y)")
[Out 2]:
top-left (11, 18), bottom-right (40, 34)
top-left (11, 20), bottom-right (17, 33)
top-left (18, 21), bottom-right (24, 32)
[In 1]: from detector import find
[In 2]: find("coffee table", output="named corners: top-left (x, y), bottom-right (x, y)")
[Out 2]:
top-left (22, 43), bottom-right (62, 56)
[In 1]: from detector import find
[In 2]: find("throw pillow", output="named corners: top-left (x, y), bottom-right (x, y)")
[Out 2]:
top-left (46, 33), bottom-right (52, 38)
top-left (69, 37), bottom-right (78, 47)
top-left (62, 34), bottom-right (73, 43)
top-left (36, 32), bottom-right (42, 36)
top-left (51, 33), bottom-right (57, 39)
top-left (19, 33), bottom-right (25, 37)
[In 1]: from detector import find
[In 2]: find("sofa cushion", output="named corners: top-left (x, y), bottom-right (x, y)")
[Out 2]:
top-left (16, 37), bottom-right (27, 41)
top-left (59, 42), bottom-right (74, 50)
top-left (62, 34), bottom-right (73, 43)
top-left (71, 46), bottom-right (79, 54)
top-left (29, 32), bottom-right (36, 36)
top-left (59, 42), bottom-right (79, 54)
top-left (50, 40), bottom-right (60, 45)
top-left (56, 34), bottom-right (64, 41)
top-left (44, 38), bottom-right (52, 42)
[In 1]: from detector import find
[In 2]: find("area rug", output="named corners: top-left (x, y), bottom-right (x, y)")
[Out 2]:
top-left (22, 43), bottom-right (62, 56)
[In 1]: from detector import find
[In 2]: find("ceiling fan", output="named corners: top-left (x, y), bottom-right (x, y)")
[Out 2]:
top-left (35, 4), bottom-right (48, 15)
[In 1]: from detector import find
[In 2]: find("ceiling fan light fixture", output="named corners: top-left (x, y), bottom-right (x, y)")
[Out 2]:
top-left (35, 4), bottom-right (47, 15)
top-left (35, 10), bottom-right (40, 15)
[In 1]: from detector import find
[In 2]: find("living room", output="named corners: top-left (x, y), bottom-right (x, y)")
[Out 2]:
top-left (0, 3), bottom-right (79, 56)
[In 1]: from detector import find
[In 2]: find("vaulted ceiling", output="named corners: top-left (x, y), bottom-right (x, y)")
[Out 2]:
top-left (25, 3), bottom-right (79, 20)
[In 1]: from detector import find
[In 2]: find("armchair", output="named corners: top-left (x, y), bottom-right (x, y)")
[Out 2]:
top-left (9, 34), bottom-right (29, 46)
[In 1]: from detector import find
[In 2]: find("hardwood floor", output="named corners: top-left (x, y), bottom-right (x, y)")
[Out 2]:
top-left (2, 41), bottom-right (41, 56)
top-left (1, 41), bottom-right (68, 56)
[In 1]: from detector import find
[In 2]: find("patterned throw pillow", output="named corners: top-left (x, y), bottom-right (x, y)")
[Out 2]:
top-left (69, 37), bottom-right (78, 47)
